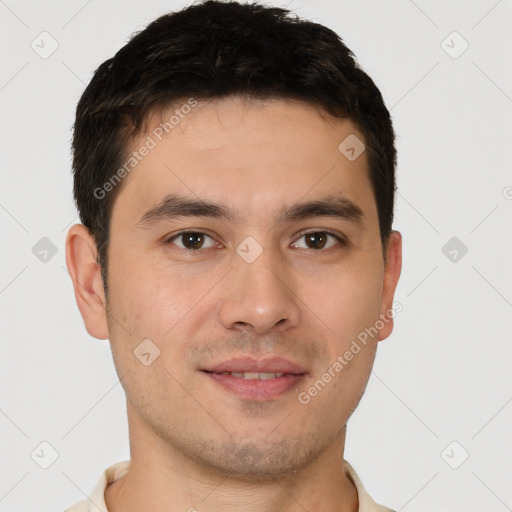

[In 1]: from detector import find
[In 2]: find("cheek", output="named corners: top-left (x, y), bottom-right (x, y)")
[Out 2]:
top-left (105, 251), bottom-right (220, 386)
top-left (106, 246), bottom-right (196, 337)
top-left (301, 261), bottom-right (383, 345)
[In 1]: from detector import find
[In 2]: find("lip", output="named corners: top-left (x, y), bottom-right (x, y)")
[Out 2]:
top-left (200, 357), bottom-right (308, 401)
top-left (202, 356), bottom-right (307, 374)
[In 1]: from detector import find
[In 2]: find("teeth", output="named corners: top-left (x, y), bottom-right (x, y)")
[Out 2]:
top-left (220, 372), bottom-right (285, 379)
top-left (259, 372), bottom-right (282, 380)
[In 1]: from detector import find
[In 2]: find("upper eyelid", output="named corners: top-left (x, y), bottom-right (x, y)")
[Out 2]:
top-left (297, 228), bottom-right (345, 238)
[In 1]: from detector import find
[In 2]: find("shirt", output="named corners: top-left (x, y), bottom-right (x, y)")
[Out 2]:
top-left (64, 459), bottom-right (395, 512)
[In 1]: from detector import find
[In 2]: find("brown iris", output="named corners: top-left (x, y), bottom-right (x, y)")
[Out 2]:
top-left (181, 232), bottom-right (205, 250)
top-left (304, 232), bottom-right (328, 249)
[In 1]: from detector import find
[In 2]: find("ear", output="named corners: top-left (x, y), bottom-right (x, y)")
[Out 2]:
top-left (377, 230), bottom-right (402, 341)
top-left (65, 224), bottom-right (109, 340)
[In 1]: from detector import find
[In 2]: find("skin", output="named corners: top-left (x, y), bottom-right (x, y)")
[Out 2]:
top-left (66, 96), bottom-right (402, 512)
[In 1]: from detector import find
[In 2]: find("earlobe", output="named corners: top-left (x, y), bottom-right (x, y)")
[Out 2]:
top-left (377, 230), bottom-right (402, 341)
top-left (65, 224), bottom-right (109, 340)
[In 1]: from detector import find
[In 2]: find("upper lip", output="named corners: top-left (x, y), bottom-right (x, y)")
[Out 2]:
top-left (202, 357), bottom-right (308, 374)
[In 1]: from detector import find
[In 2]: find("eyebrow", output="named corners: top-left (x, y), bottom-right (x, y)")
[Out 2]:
top-left (135, 193), bottom-right (367, 230)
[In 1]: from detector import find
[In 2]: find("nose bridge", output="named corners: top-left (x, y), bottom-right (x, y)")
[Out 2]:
top-left (217, 239), bottom-right (301, 333)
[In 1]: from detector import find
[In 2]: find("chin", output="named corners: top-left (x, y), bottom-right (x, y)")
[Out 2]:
top-left (190, 437), bottom-right (319, 482)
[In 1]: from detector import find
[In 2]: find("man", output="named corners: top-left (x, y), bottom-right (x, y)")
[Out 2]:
top-left (64, 1), bottom-right (402, 510)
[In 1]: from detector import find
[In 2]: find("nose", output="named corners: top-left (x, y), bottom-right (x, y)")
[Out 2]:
top-left (217, 247), bottom-right (301, 335)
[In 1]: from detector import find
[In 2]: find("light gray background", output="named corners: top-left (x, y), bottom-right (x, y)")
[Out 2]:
top-left (1, 1), bottom-right (511, 511)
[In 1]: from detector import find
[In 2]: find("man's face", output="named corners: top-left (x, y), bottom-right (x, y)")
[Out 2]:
top-left (98, 97), bottom-right (401, 479)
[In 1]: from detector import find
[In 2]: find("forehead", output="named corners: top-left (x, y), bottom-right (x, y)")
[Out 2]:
top-left (110, 96), bottom-right (377, 229)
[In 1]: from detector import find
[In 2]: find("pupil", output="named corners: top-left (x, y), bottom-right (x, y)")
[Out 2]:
top-left (307, 233), bottom-right (326, 249)
top-left (184, 233), bottom-right (203, 249)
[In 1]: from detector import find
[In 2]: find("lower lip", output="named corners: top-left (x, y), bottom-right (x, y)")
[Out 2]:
top-left (202, 371), bottom-right (306, 400)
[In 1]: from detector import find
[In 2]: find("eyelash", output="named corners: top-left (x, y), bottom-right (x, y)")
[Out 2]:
top-left (164, 229), bottom-right (347, 251)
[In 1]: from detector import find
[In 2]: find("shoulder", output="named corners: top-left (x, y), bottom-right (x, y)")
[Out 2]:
top-left (344, 459), bottom-right (396, 512)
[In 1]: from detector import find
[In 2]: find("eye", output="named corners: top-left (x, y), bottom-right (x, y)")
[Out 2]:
top-left (165, 229), bottom-right (347, 252)
top-left (291, 230), bottom-right (346, 250)
top-left (165, 231), bottom-right (219, 250)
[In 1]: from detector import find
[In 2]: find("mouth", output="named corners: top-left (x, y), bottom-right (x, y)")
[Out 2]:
top-left (204, 371), bottom-right (288, 379)
top-left (200, 357), bottom-right (308, 400)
